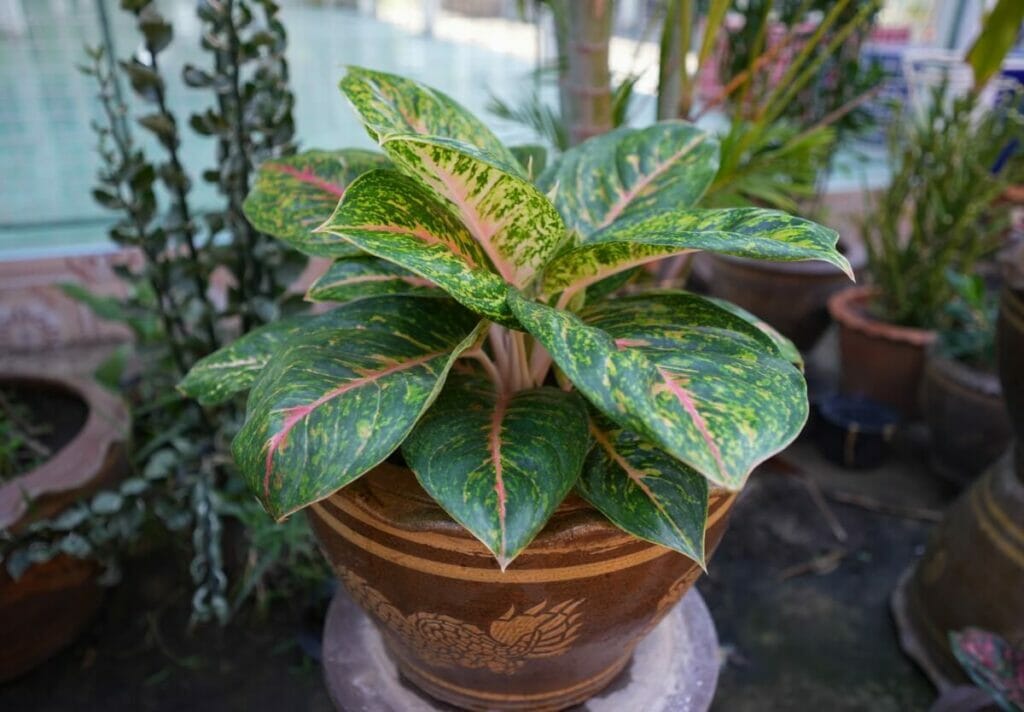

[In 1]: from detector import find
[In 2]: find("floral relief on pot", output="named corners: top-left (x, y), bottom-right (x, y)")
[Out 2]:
top-left (337, 565), bottom-right (584, 674)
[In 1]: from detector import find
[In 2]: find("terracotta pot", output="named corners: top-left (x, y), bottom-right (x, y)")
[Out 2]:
top-left (707, 239), bottom-right (866, 351)
top-left (921, 352), bottom-right (1012, 487)
top-left (827, 286), bottom-right (937, 417)
top-left (0, 372), bottom-right (130, 682)
top-left (309, 463), bottom-right (736, 711)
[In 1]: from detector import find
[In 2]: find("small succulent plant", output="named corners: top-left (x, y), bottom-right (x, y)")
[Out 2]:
top-left (180, 68), bottom-right (849, 569)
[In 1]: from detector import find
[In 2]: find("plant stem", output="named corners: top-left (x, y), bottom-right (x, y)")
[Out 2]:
top-left (466, 349), bottom-right (504, 391)
top-left (147, 46), bottom-right (220, 350)
top-left (223, 0), bottom-right (261, 330)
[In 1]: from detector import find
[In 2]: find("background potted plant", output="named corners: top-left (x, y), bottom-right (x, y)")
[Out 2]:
top-left (703, 0), bottom-right (880, 353)
top-left (0, 371), bottom-right (130, 682)
top-left (922, 271), bottom-right (1011, 486)
top-left (828, 83), bottom-right (1024, 416)
top-left (179, 67), bottom-right (849, 710)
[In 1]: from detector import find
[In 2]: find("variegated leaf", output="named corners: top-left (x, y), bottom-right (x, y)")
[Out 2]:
top-left (705, 296), bottom-right (803, 367)
top-left (307, 256), bottom-right (438, 303)
top-left (380, 137), bottom-right (567, 287)
top-left (340, 66), bottom-right (522, 176)
top-left (580, 415), bottom-right (709, 565)
top-left (539, 122), bottom-right (720, 237)
top-left (508, 289), bottom-right (807, 489)
top-left (178, 314), bottom-right (312, 406)
top-left (243, 149), bottom-right (389, 256)
top-left (402, 374), bottom-right (589, 568)
top-left (540, 208), bottom-right (851, 299)
top-left (312, 169), bottom-right (515, 324)
top-left (233, 296), bottom-right (483, 519)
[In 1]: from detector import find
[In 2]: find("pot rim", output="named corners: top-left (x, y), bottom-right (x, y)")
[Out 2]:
top-left (827, 286), bottom-right (938, 347)
top-left (925, 349), bottom-right (1003, 399)
top-left (0, 371), bottom-right (130, 531)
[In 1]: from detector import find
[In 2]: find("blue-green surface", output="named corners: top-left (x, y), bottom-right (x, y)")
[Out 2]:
top-left (0, 0), bottom-right (538, 258)
top-left (0, 0), bottom-right (890, 260)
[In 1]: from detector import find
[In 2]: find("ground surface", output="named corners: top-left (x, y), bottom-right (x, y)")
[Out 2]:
top-left (0, 337), bottom-right (955, 711)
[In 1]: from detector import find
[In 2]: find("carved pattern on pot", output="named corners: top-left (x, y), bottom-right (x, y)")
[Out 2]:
top-left (639, 567), bottom-right (702, 636)
top-left (337, 567), bottom-right (585, 674)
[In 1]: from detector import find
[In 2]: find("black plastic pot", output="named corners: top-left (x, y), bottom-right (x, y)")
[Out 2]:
top-left (814, 394), bottom-right (900, 469)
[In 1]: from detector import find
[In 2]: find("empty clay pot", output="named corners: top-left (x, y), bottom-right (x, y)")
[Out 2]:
top-left (0, 372), bottom-right (130, 682)
top-left (309, 463), bottom-right (736, 711)
top-left (827, 286), bottom-right (937, 417)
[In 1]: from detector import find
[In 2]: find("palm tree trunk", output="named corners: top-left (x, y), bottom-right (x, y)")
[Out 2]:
top-left (552, 0), bottom-right (613, 146)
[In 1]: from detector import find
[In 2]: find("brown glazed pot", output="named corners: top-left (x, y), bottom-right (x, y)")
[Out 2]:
top-left (827, 286), bottom-right (937, 416)
top-left (0, 372), bottom-right (130, 682)
top-left (893, 287), bottom-right (1024, 686)
top-left (308, 463), bottom-right (736, 711)
top-left (921, 352), bottom-right (1012, 488)
top-left (707, 239), bottom-right (866, 351)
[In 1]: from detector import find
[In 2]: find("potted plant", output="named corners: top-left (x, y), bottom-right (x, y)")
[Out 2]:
top-left (922, 271), bottom-right (1012, 486)
top-left (828, 85), bottom-right (1024, 415)
top-left (180, 67), bottom-right (848, 710)
top-left (0, 370), bottom-right (130, 681)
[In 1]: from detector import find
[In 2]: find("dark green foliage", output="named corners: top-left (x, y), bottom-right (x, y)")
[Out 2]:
top-left (938, 271), bottom-right (999, 372)
top-left (50, 0), bottom-right (325, 623)
top-left (0, 391), bottom-right (51, 483)
top-left (864, 84), bottom-right (1024, 329)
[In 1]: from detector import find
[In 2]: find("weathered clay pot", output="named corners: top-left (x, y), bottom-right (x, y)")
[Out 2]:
top-left (895, 451), bottom-right (1024, 685)
top-left (827, 286), bottom-right (937, 416)
top-left (0, 372), bottom-right (130, 682)
top-left (707, 239), bottom-right (866, 351)
top-left (308, 463), bottom-right (735, 711)
top-left (921, 352), bottom-right (1012, 487)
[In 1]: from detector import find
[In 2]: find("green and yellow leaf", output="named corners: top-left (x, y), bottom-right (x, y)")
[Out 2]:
top-left (381, 137), bottom-right (567, 287)
top-left (307, 256), bottom-right (438, 303)
top-left (313, 169), bottom-right (514, 324)
top-left (243, 149), bottom-right (389, 255)
top-left (178, 313), bottom-right (312, 406)
top-left (540, 207), bottom-right (851, 299)
top-left (233, 296), bottom-right (483, 519)
top-left (540, 122), bottom-right (720, 237)
top-left (340, 66), bottom-right (522, 175)
top-left (509, 289), bottom-right (806, 490)
top-left (403, 374), bottom-right (589, 568)
top-left (580, 415), bottom-right (709, 565)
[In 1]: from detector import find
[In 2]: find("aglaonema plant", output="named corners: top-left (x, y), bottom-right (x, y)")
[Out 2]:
top-left (180, 67), bottom-right (851, 570)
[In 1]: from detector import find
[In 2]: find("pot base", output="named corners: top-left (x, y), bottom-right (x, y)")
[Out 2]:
top-left (322, 583), bottom-right (720, 712)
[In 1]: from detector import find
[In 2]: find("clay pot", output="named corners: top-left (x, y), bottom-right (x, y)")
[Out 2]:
top-left (922, 352), bottom-right (1012, 487)
top-left (827, 286), bottom-right (937, 417)
top-left (707, 239), bottom-right (866, 351)
top-left (0, 372), bottom-right (130, 682)
top-left (998, 288), bottom-right (1024, 450)
top-left (309, 463), bottom-right (736, 711)
top-left (894, 451), bottom-right (1024, 685)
